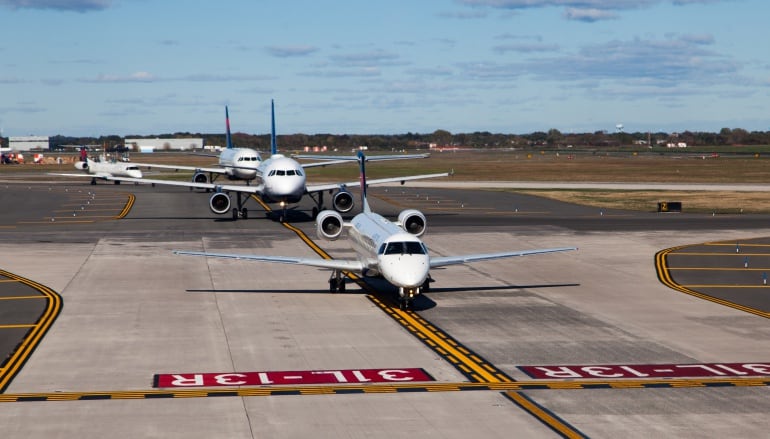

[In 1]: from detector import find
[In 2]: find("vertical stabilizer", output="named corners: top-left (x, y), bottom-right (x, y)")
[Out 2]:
top-left (225, 106), bottom-right (233, 150)
top-left (270, 99), bottom-right (277, 155)
top-left (358, 150), bottom-right (371, 213)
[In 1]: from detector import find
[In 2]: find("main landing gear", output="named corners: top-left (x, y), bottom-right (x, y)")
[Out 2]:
top-left (329, 271), bottom-right (346, 293)
top-left (232, 192), bottom-right (249, 220)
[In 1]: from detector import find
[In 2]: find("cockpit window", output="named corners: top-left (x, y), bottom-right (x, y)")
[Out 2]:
top-left (276, 170), bottom-right (285, 176)
top-left (296, 168), bottom-right (304, 176)
top-left (286, 170), bottom-right (296, 176)
top-left (381, 241), bottom-right (426, 255)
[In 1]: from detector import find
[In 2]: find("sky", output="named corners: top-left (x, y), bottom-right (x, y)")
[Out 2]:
top-left (0, 0), bottom-right (768, 137)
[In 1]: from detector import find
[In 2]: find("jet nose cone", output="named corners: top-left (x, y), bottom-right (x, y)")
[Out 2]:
top-left (381, 254), bottom-right (429, 288)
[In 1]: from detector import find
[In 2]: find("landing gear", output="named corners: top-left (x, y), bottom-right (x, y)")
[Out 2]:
top-left (232, 207), bottom-right (248, 220)
top-left (329, 271), bottom-right (346, 293)
top-left (90, 178), bottom-right (97, 185)
top-left (308, 191), bottom-right (326, 218)
top-left (230, 192), bottom-right (250, 220)
top-left (397, 286), bottom-right (419, 311)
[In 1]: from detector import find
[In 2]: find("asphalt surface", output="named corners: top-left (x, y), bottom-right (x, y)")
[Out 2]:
top-left (1, 181), bottom-right (769, 438)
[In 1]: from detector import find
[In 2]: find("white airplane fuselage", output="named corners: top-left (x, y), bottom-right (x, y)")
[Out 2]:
top-left (256, 154), bottom-right (306, 204)
top-left (74, 160), bottom-right (142, 178)
top-left (348, 211), bottom-right (430, 290)
top-left (218, 147), bottom-right (260, 181)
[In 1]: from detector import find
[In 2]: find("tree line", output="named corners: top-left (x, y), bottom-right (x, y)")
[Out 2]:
top-left (8, 127), bottom-right (769, 152)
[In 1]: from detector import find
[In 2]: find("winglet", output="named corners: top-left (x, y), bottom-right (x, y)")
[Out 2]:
top-left (270, 99), bottom-right (277, 155)
top-left (358, 150), bottom-right (371, 213)
top-left (225, 106), bottom-right (233, 150)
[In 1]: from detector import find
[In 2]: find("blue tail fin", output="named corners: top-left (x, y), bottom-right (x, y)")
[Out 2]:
top-left (270, 99), bottom-right (277, 155)
top-left (225, 106), bottom-right (233, 149)
top-left (358, 150), bottom-right (371, 213)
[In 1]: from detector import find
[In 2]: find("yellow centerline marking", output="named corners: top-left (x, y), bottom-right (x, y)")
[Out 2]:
top-left (505, 391), bottom-right (587, 439)
top-left (263, 196), bottom-right (510, 383)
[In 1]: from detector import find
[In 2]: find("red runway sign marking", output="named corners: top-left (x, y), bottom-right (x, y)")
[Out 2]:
top-left (154, 368), bottom-right (434, 388)
top-left (519, 363), bottom-right (770, 379)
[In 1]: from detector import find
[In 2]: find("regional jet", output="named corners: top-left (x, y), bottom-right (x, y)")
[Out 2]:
top-left (112, 100), bottom-right (448, 221)
top-left (132, 106), bottom-right (262, 184)
top-left (50, 153), bottom-right (143, 184)
top-left (173, 151), bottom-right (576, 310)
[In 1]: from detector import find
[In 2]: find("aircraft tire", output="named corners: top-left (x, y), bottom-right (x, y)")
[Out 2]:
top-left (242, 208), bottom-right (248, 219)
top-left (232, 208), bottom-right (239, 220)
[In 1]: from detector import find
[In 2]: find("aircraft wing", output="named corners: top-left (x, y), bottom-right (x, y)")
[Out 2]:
top-left (173, 250), bottom-right (366, 272)
top-left (295, 153), bottom-right (430, 169)
top-left (429, 247), bottom-right (577, 269)
top-left (107, 176), bottom-right (265, 194)
top-left (131, 163), bottom-right (226, 174)
top-left (48, 172), bottom-right (110, 179)
top-left (306, 171), bottom-right (451, 193)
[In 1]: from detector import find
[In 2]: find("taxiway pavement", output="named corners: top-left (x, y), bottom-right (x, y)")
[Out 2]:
top-left (1, 182), bottom-right (769, 438)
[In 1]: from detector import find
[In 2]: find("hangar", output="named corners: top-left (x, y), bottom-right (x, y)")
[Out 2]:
top-left (124, 138), bottom-right (203, 153)
top-left (8, 136), bottom-right (50, 151)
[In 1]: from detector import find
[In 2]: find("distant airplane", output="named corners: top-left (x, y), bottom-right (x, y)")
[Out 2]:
top-left (132, 106), bottom-right (262, 184)
top-left (50, 151), bottom-right (143, 184)
top-left (113, 100), bottom-right (448, 221)
top-left (174, 151), bottom-right (576, 310)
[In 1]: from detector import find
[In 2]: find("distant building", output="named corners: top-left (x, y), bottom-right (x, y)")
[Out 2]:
top-left (9, 136), bottom-right (50, 151)
top-left (124, 138), bottom-right (203, 153)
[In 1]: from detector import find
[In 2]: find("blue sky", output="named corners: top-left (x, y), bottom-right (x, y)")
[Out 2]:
top-left (1, 0), bottom-right (768, 136)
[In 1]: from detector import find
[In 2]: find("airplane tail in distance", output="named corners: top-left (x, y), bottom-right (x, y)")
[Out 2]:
top-left (357, 150), bottom-right (371, 213)
top-left (225, 106), bottom-right (233, 149)
top-left (270, 99), bottom-right (277, 155)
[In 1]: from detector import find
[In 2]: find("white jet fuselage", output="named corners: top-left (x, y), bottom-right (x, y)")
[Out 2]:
top-left (348, 212), bottom-right (430, 288)
top-left (75, 160), bottom-right (142, 178)
top-left (256, 154), bottom-right (306, 204)
top-left (218, 148), bottom-right (260, 180)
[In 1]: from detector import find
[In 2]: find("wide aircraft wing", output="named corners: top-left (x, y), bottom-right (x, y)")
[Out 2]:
top-left (429, 247), bottom-right (576, 269)
top-left (173, 250), bottom-right (365, 272)
top-left (306, 171), bottom-right (451, 193)
top-left (295, 153), bottom-right (430, 169)
top-left (131, 163), bottom-right (226, 174)
top-left (107, 176), bottom-right (265, 194)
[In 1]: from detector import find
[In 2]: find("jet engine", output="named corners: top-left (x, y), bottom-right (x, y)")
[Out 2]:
top-left (75, 162), bottom-right (88, 170)
top-left (192, 172), bottom-right (209, 184)
top-left (332, 190), bottom-right (354, 213)
top-left (209, 192), bottom-right (231, 215)
top-left (397, 209), bottom-right (426, 237)
top-left (316, 210), bottom-right (344, 241)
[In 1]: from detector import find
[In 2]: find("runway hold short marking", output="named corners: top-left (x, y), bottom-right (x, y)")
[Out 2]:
top-left (519, 362), bottom-right (770, 379)
top-left (154, 368), bottom-right (434, 388)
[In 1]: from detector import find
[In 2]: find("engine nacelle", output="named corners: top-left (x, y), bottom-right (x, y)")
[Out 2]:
top-left (75, 162), bottom-right (88, 170)
top-left (192, 172), bottom-right (209, 184)
top-left (209, 192), bottom-right (231, 215)
top-left (397, 209), bottom-right (426, 237)
top-left (332, 190), bottom-right (354, 213)
top-left (316, 210), bottom-right (344, 241)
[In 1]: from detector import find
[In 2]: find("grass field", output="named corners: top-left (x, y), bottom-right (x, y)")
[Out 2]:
top-left (3, 149), bottom-right (770, 213)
